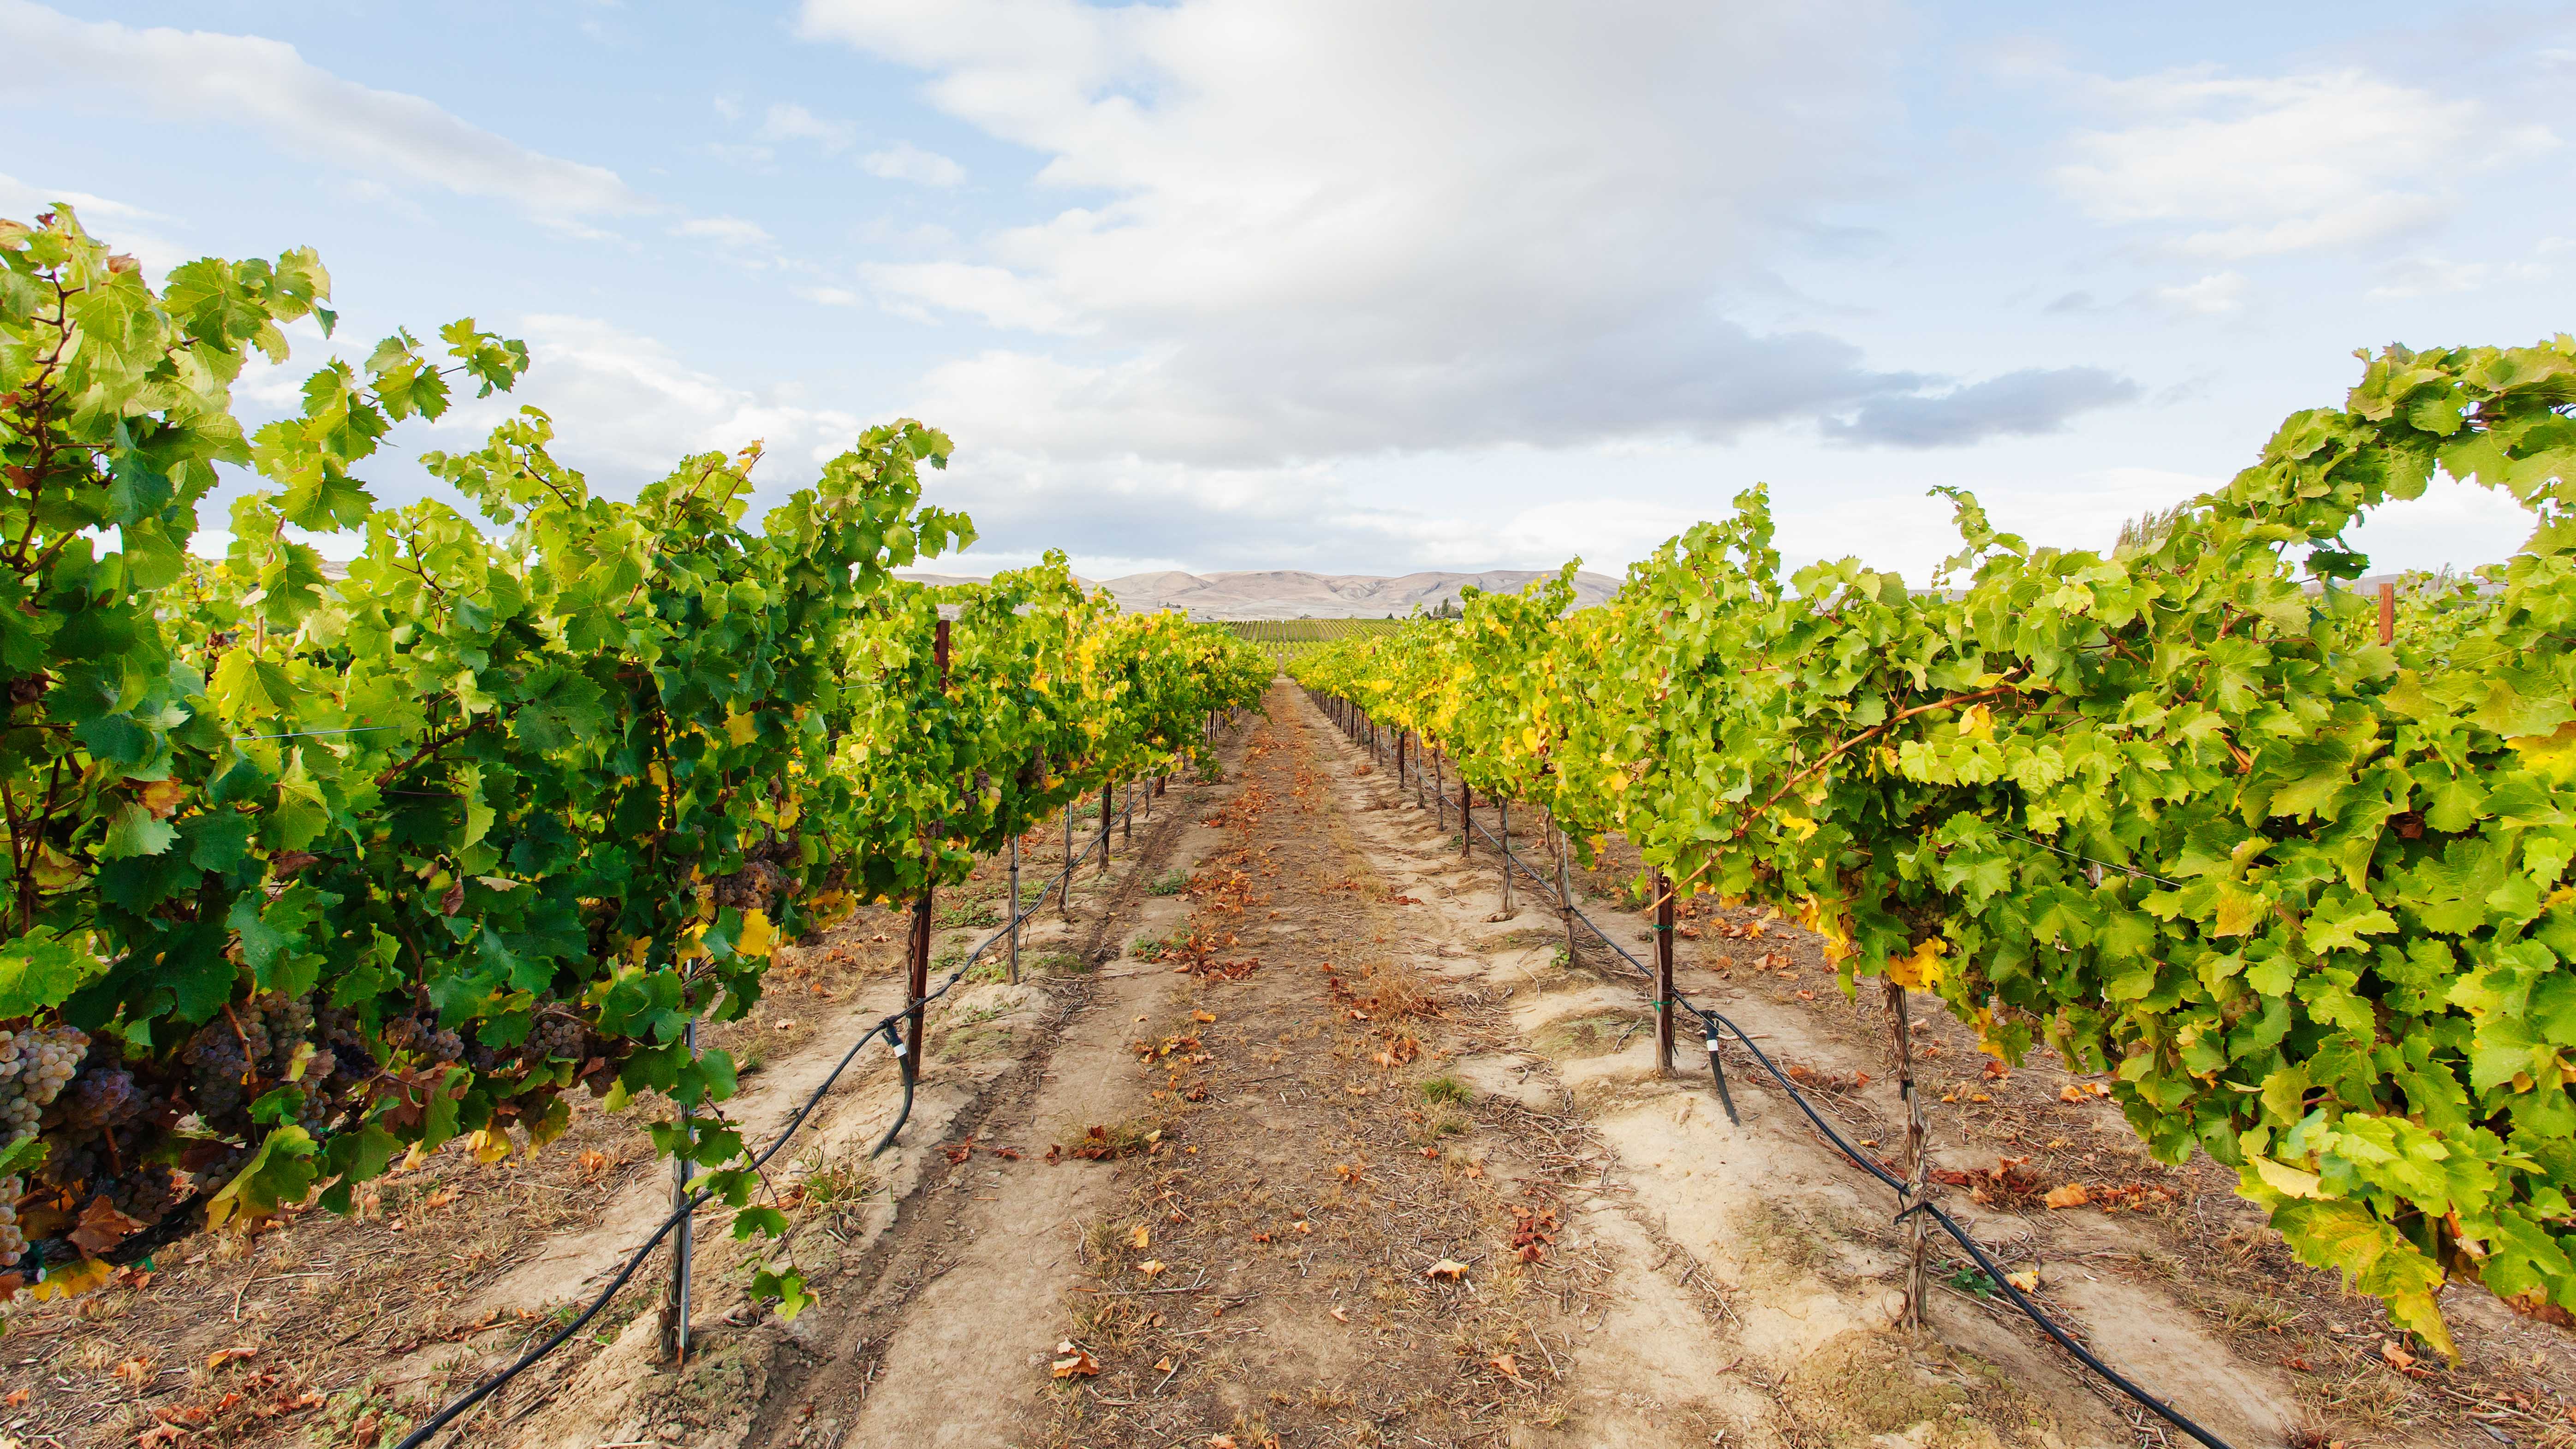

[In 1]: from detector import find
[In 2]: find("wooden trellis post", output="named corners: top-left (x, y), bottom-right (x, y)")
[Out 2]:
top-left (1886, 980), bottom-right (1930, 1332)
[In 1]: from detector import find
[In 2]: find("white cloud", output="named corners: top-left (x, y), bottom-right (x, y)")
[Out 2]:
top-left (761, 102), bottom-right (856, 153)
top-left (671, 215), bottom-right (776, 247)
top-left (858, 262), bottom-right (1085, 331)
top-left (797, 0), bottom-right (2128, 473)
top-left (798, 285), bottom-right (863, 306)
top-left (2152, 270), bottom-right (2248, 317)
top-left (0, 0), bottom-right (648, 225)
top-left (1489, 498), bottom-right (1704, 573)
top-left (2053, 67), bottom-right (2556, 259)
top-left (2366, 253), bottom-right (2549, 301)
top-left (858, 141), bottom-right (967, 188)
top-left (469, 315), bottom-right (867, 483)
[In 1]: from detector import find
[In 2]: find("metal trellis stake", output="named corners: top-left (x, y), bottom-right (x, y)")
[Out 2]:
top-left (660, 1017), bottom-right (696, 1362)
top-left (1499, 799), bottom-right (1513, 915)
top-left (1060, 806), bottom-right (1074, 915)
top-left (902, 618), bottom-right (950, 1091)
top-left (1007, 831), bottom-right (1022, 986)
top-left (1654, 874), bottom-right (1676, 1075)
top-left (1099, 783), bottom-right (1113, 877)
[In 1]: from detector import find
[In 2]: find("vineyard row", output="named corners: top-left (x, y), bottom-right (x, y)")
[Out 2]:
top-left (1289, 338), bottom-right (2576, 1360)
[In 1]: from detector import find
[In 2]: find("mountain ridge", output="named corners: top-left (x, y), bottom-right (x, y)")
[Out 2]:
top-left (896, 568), bottom-right (1622, 619)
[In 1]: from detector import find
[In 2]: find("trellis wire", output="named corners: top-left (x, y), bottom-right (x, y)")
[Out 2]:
top-left (393, 767), bottom-right (1173, 1449)
top-left (1326, 692), bottom-right (2234, 1449)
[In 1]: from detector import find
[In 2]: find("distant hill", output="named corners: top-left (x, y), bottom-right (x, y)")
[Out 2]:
top-left (896, 569), bottom-right (1623, 620)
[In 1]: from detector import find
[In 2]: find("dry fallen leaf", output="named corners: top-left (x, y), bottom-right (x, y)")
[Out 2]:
top-left (207, 1347), bottom-right (260, 1369)
top-left (112, 1357), bottom-right (153, 1387)
top-left (2043, 1183), bottom-right (2091, 1210)
top-left (1209, 1437), bottom-right (1238, 1449)
top-left (1425, 1258), bottom-right (1469, 1281)
top-left (2004, 1269), bottom-right (2040, 1292)
top-left (1330, 1306), bottom-right (1349, 1323)
top-left (1154, 1357), bottom-right (1173, 1373)
top-left (2058, 1085), bottom-right (2088, 1102)
top-left (1291, 1220), bottom-right (1313, 1235)
top-left (1129, 1224), bottom-right (1151, 1250)
top-left (1192, 1010), bottom-right (1216, 1023)
top-left (1489, 1352), bottom-right (1529, 1385)
top-left (2380, 1339), bottom-right (2417, 1371)
top-left (1138, 1259), bottom-right (1166, 1277)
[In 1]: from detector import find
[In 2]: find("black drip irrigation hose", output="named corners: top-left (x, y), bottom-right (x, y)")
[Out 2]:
top-left (393, 779), bottom-right (1168, 1449)
top-left (1452, 796), bottom-right (2236, 1449)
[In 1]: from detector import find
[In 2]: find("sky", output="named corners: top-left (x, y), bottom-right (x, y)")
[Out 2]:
top-left (3, 0), bottom-right (2568, 584)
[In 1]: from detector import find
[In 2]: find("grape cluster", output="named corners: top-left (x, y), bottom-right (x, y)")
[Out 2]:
top-left (61, 1066), bottom-right (141, 1132)
top-left (179, 994), bottom-right (347, 1136)
top-left (526, 1012), bottom-right (589, 1064)
top-left (0, 1026), bottom-right (88, 1140)
top-left (0, 1176), bottom-right (24, 1267)
top-left (181, 1021), bottom-right (250, 1122)
top-left (384, 1013), bottom-right (463, 1066)
top-left (0, 1025), bottom-right (89, 1268)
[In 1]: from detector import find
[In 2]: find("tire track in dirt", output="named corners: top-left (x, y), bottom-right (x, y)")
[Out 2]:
top-left (726, 760), bottom-right (1236, 1449)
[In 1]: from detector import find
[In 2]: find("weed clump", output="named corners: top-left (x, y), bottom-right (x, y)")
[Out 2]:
top-left (1420, 1075), bottom-right (1472, 1105)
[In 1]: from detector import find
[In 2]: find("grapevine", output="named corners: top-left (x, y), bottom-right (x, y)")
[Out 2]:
top-left (1296, 340), bottom-right (2576, 1354)
top-left (0, 202), bottom-right (1266, 1305)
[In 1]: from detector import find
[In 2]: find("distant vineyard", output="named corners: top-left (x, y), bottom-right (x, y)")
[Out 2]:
top-left (1221, 617), bottom-right (1413, 665)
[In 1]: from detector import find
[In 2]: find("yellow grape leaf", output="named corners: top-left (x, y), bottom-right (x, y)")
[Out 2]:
top-left (2210, 881), bottom-right (2266, 938)
top-left (2510, 720), bottom-right (2576, 784)
top-left (736, 909), bottom-right (777, 961)
top-left (468, 1127), bottom-right (512, 1164)
top-left (725, 708), bottom-right (759, 747)
top-left (25, 1255), bottom-right (113, 1302)
top-left (2249, 1155), bottom-right (2324, 1200)
top-left (1886, 937), bottom-right (1945, 991)
top-left (1129, 1224), bottom-right (1150, 1250)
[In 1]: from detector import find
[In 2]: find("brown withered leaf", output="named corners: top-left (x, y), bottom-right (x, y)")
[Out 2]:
top-left (67, 1197), bottom-right (146, 1256)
